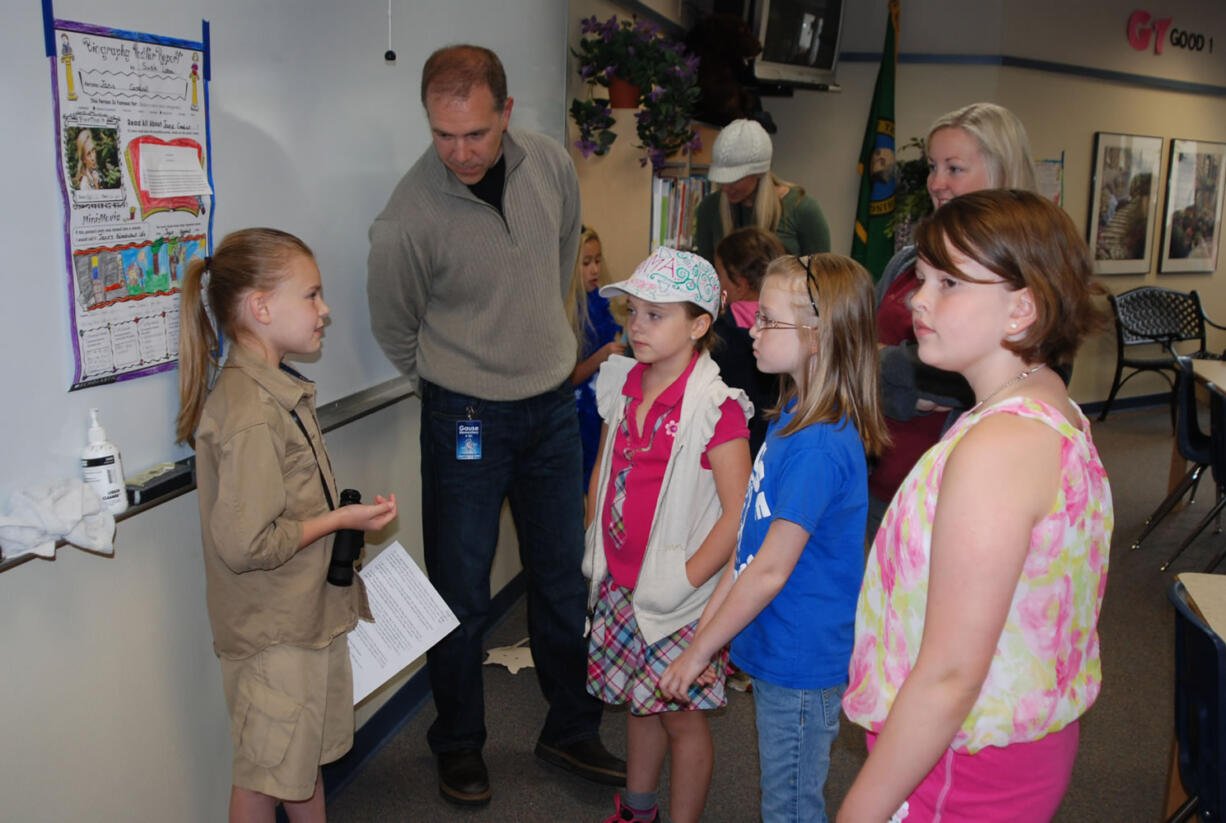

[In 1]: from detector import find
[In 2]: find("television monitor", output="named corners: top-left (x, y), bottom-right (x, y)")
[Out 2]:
top-left (751, 0), bottom-right (843, 89)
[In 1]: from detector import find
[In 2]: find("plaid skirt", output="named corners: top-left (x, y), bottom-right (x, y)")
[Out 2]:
top-left (586, 576), bottom-right (728, 716)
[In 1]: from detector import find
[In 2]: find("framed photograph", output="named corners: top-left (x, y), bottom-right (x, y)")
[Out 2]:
top-left (1087, 132), bottom-right (1163, 275)
top-left (1159, 139), bottom-right (1226, 274)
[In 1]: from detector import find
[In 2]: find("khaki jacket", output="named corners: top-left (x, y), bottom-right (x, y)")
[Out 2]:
top-left (195, 345), bottom-right (370, 659)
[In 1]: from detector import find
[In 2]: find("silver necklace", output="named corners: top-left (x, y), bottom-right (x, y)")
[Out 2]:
top-left (970, 364), bottom-right (1046, 414)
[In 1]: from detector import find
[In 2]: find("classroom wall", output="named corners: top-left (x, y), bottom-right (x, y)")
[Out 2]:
top-left (764, 0), bottom-right (1226, 405)
top-left (0, 1), bottom-right (563, 820)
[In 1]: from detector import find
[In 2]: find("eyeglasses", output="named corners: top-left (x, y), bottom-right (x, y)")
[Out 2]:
top-left (752, 311), bottom-right (816, 332)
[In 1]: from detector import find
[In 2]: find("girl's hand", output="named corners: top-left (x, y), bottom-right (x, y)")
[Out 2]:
top-left (344, 494), bottom-right (398, 532)
top-left (598, 340), bottom-right (626, 362)
top-left (694, 662), bottom-right (719, 687)
top-left (659, 647), bottom-right (710, 702)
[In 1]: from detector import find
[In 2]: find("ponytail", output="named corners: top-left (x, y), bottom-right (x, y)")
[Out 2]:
top-left (174, 227), bottom-right (314, 446)
top-left (175, 257), bottom-right (217, 446)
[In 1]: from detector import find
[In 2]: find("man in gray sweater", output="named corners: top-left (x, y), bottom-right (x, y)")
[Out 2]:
top-left (366, 45), bottom-right (623, 807)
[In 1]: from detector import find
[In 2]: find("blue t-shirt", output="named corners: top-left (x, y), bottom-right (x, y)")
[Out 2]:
top-left (729, 402), bottom-right (868, 690)
top-left (575, 290), bottom-right (622, 485)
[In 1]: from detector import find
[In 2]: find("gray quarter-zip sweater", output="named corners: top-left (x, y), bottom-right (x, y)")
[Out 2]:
top-left (366, 129), bottom-right (581, 400)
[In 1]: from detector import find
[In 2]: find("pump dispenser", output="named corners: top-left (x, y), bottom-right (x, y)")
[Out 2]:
top-left (81, 408), bottom-right (127, 514)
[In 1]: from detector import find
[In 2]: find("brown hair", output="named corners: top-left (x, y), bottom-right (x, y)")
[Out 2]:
top-left (420, 45), bottom-right (507, 110)
top-left (682, 302), bottom-right (717, 354)
top-left (175, 228), bottom-right (314, 446)
top-left (715, 226), bottom-right (786, 295)
top-left (762, 254), bottom-right (889, 455)
top-left (913, 189), bottom-right (1109, 368)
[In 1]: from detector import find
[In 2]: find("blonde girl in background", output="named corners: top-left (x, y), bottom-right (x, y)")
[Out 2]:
top-left (839, 191), bottom-right (1112, 822)
top-left (661, 253), bottom-right (888, 823)
top-left (584, 247), bottom-right (752, 823)
top-left (567, 227), bottom-right (625, 486)
top-left (177, 228), bottom-right (397, 823)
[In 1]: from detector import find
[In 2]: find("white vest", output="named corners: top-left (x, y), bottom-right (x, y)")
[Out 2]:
top-left (582, 353), bottom-right (752, 645)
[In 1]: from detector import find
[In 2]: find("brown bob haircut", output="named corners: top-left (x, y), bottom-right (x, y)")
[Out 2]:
top-left (420, 45), bottom-right (508, 111)
top-left (913, 189), bottom-right (1108, 369)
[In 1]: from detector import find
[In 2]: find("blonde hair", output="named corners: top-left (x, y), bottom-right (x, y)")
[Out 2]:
top-left (718, 172), bottom-right (801, 239)
top-left (176, 228), bottom-right (314, 446)
top-left (928, 103), bottom-right (1037, 192)
top-left (762, 254), bottom-right (889, 455)
top-left (74, 129), bottom-right (97, 188)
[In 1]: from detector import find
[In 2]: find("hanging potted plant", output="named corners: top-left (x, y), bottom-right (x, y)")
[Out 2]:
top-left (570, 15), bottom-right (703, 172)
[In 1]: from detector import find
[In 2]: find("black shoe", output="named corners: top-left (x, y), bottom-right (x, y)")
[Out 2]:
top-left (535, 737), bottom-right (627, 786)
top-left (437, 749), bottom-right (491, 806)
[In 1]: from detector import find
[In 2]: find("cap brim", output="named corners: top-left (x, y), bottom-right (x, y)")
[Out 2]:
top-left (708, 162), bottom-right (769, 184)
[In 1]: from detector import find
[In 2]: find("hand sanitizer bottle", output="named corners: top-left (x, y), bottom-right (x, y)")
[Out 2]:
top-left (82, 408), bottom-right (127, 514)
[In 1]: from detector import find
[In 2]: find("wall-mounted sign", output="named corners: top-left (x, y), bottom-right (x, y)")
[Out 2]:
top-left (1127, 10), bottom-right (1214, 56)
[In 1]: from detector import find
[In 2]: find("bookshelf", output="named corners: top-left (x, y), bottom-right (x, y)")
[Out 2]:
top-left (570, 114), bottom-right (720, 278)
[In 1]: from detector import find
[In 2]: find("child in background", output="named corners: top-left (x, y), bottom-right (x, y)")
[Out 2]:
top-left (176, 228), bottom-right (398, 823)
top-left (661, 254), bottom-right (889, 823)
top-left (584, 247), bottom-right (752, 823)
top-left (712, 226), bottom-right (786, 457)
top-left (568, 227), bottom-right (626, 486)
top-left (838, 191), bottom-right (1112, 823)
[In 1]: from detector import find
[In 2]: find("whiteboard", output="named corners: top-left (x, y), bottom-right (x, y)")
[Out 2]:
top-left (0, 0), bottom-right (567, 502)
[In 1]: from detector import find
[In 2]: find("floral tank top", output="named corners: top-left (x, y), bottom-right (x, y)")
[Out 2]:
top-left (843, 396), bottom-right (1112, 754)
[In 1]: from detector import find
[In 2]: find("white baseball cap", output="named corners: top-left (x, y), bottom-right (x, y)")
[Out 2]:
top-left (600, 247), bottom-right (721, 318)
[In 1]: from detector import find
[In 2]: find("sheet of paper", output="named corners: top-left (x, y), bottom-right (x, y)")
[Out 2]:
top-left (349, 540), bottom-right (458, 705)
top-left (138, 144), bottom-right (212, 197)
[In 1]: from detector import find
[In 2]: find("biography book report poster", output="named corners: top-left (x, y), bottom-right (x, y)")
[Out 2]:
top-left (48, 16), bottom-right (214, 390)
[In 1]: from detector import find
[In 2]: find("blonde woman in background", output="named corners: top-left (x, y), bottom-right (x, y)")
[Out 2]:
top-left (869, 102), bottom-right (1039, 534)
top-left (693, 118), bottom-right (830, 265)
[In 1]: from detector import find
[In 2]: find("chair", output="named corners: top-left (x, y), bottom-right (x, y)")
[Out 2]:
top-left (1163, 382), bottom-right (1226, 572)
top-left (1164, 580), bottom-right (1226, 823)
top-left (1099, 287), bottom-right (1226, 423)
top-left (1133, 356), bottom-right (1213, 551)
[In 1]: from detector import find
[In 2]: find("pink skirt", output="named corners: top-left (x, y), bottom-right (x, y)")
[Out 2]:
top-left (586, 576), bottom-right (727, 716)
top-left (865, 722), bottom-right (1079, 822)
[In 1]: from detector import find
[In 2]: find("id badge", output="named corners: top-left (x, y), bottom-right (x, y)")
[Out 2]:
top-left (456, 420), bottom-right (482, 460)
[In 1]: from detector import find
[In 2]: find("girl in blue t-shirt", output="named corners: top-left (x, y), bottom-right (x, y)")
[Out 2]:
top-left (660, 253), bottom-right (890, 823)
top-left (567, 227), bottom-right (625, 486)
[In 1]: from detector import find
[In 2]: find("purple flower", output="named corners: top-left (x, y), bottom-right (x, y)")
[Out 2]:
top-left (685, 55), bottom-right (701, 75)
top-left (575, 138), bottom-right (599, 158)
top-left (603, 65), bottom-right (617, 80)
top-left (580, 64), bottom-right (594, 79)
top-left (580, 15), bottom-right (600, 34)
top-left (688, 133), bottom-right (703, 153)
top-left (647, 148), bottom-right (667, 173)
top-left (648, 85), bottom-right (666, 103)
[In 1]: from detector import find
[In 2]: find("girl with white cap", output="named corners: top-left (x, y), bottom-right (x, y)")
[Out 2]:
top-left (694, 118), bottom-right (830, 264)
top-left (583, 247), bottom-right (752, 823)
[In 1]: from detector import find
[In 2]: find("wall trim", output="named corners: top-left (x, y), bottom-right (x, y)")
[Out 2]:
top-left (840, 52), bottom-right (1226, 98)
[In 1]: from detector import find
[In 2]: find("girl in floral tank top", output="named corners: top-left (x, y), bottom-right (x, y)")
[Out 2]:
top-left (838, 191), bottom-right (1113, 823)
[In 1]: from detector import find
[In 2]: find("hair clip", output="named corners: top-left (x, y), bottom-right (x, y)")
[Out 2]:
top-left (203, 255), bottom-right (213, 272)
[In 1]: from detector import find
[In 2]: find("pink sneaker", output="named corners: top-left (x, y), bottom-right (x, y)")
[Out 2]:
top-left (601, 794), bottom-right (659, 823)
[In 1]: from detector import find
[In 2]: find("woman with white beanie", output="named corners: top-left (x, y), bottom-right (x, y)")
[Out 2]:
top-left (693, 118), bottom-right (830, 264)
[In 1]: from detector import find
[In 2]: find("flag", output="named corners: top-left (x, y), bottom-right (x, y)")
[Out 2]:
top-left (851, 0), bottom-right (900, 281)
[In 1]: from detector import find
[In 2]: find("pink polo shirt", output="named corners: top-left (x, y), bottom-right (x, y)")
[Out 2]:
top-left (601, 351), bottom-right (749, 589)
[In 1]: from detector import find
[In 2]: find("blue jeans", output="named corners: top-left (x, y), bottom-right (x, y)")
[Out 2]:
top-left (752, 678), bottom-right (845, 823)
top-left (419, 379), bottom-right (602, 754)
